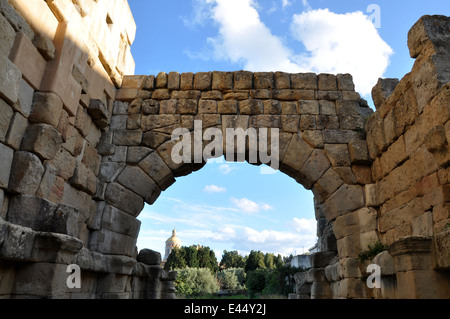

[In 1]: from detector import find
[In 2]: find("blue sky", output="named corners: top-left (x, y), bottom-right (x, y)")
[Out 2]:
top-left (128, 0), bottom-right (450, 259)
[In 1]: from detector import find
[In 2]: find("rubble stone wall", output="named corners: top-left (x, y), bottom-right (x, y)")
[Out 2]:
top-left (0, 0), bottom-right (449, 299)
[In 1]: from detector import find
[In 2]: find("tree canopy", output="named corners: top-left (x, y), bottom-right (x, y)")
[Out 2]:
top-left (164, 245), bottom-right (219, 273)
top-left (220, 250), bottom-right (246, 269)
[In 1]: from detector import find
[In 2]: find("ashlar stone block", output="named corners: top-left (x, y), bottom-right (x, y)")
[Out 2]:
top-left (322, 184), bottom-right (365, 221)
top-left (0, 99), bottom-right (14, 142)
top-left (0, 53), bottom-right (22, 105)
top-left (0, 10), bottom-right (16, 57)
top-left (20, 123), bottom-right (63, 160)
top-left (8, 151), bottom-right (44, 195)
top-left (101, 204), bottom-right (141, 238)
top-left (0, 219), bottom-right (35, 261)
top-left (28, 92), bottom-right (63, 128)
top-left (7, 194), bottom-right (56, 232)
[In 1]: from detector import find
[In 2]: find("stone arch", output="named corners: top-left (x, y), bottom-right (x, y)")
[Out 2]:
top-left (1, 0), bottom-right (447, 299)
top-left (96, 70), bottom-right (375, 298)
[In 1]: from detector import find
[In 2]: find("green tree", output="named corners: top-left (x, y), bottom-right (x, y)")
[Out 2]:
top-left (185, 245), bottom-right (199, 268)
top-left (274, 254), bottom-right (284, 268)
top-left (245, 250), bottom-right (266, 272)
top-left (220, 250), bottom-right (245, 269)
top-left (264, 253), bottom-right (275, 269)
top-left (164, 246), bottom-right (186, 270)
top-left (197, 246), bottom-right (218, 273)
top-left (245, 269), bottom-right (267, 298)
top-left (164, 245), bottom-right (218, 272)
top-left (262, 266), bottom-right (304, 297)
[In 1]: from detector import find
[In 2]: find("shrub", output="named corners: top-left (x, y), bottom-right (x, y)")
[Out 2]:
top-left (358, 242), bottom-right (389, 262)
top-left (217, 268), bottom-right (246, 291)
top-left (175, 267), bottom-right (220, 297)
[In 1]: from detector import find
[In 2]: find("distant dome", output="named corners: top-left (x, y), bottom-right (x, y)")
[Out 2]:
top-left (163, 228), bottom-right (182, 263)
top-left (166, 229), bottom-right (181, 245)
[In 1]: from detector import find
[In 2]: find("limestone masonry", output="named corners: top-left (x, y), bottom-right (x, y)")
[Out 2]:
top-left (0, 0), bottom-right (449, 298)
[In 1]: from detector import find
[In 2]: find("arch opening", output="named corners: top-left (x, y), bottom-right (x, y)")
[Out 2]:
top-left (136, 156), bottom-right (320, 263)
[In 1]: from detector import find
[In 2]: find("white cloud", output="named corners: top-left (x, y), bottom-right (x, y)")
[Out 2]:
top-left (230, 197), bottom-right (273, 214)
top-left (182, 0), bottom-right (214, 28)
top-left (218, 163), bottom-right (238, 174)
top-left (290, 217), bottom-right (316, 235)
top-left (214, 224), bottom-right (317, 256)
top-left (290, 9), bottom-right (393, 95)
top-left (187, 1), bottom-right (393, 97)
top-left (205, 0), bottom-right (302, 72)
top-left (204, 184), bottom-right (227, 193)
top-left (138, 200), bottom-right (317, 257)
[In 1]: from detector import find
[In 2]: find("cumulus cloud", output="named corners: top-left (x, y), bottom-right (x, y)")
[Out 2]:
top-left (205, 0), bottom-right (302, 72)
top-left (187, 0), bottom-right (393, 97)
top-left (204, 184), bottom-right (227, 193)
top-left (290, 217), bottom-right (316, 235)
top-left (290, 8), bottom-right (393, 95)
top-left (230, 197), bottom-right (273, 214)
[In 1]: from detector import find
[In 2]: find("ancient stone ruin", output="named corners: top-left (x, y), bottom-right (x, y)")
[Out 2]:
top-left (0, 0), bottom-right (449, 298)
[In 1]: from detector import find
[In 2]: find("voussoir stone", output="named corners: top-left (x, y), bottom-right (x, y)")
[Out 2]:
top-left (117, 165), bottom-right (159, 199)
top-left (322, 185), bottom-right (365, 221)
top-left (101, 204), bottom-right (141, 237)
top-left (281, 133), bottom-right (313, 178)
top-left (138, 151), bottom-right (175, 190)
top-left (105, 182), bottom-right (144, 217)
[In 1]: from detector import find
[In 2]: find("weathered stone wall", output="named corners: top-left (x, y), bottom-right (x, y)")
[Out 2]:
top-left (363, 15), bottom-right (450, 298)
top-left (0, 0), bottom-right (448, 299)
top-left (0, 0), bottom-right (175, 299)
top-left (294, 15), bottom-right (450, 299)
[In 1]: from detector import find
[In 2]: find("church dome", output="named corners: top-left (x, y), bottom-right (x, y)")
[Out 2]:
top-left (163, 228), bottom-right (182, 263)
top-left (166, 229), bottom-right (181, 245)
